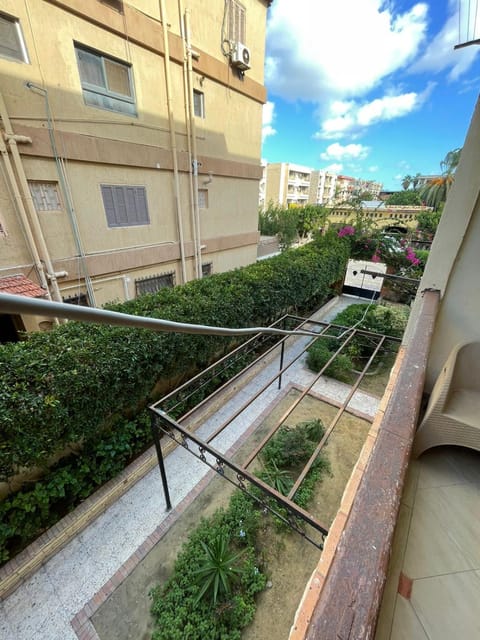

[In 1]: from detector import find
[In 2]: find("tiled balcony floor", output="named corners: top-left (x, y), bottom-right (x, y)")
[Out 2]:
top-left (376, 446), bottom-right (480, 640)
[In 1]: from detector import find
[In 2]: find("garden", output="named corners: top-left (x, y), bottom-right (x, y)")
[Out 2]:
top-left (0, 214), bottom-right (421, 638)
top-left (0, 232), bottom-right (349, 565)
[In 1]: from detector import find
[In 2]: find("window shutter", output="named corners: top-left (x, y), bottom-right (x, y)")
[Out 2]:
top-left (113, 186), bottom-right (128, 226)
top-left (101, 185), bottom-right (117, 226)
top-left (135, 187), bottom-right (149, 224)
top-left (0, 15), bottom-right (22, 60)
top-left (101, 184), bottom-right (149, 227)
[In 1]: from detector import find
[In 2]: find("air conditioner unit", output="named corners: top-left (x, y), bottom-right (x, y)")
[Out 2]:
top-left (231, 42), bottom-right (251, 70)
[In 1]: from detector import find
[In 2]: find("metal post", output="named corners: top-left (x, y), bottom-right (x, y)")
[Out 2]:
top-left (150, 413), bottom-right (172, 510)
top-left (278, 339), bottom-right (285, 390)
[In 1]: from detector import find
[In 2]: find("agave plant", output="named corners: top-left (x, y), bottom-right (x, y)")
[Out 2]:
top-left (193, 536), bottom-right (245, 605)
top-left (262, 460), bottom-right (294, 495)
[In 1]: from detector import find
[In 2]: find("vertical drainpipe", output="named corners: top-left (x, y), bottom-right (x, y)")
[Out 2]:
top-left (0, 133), bottom-right (52, 300)
top-left (178, 0), bottom-right (200, 279)
top-left (25, 82), bottom-right (97, 307)
top-left (0, 92), bottom-right (63, 305)
top-left (159, 0), bottom-right (188, 284)
top-left (184, 8), bottom-right (203, 279)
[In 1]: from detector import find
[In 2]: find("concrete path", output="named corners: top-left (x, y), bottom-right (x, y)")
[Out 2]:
top-left (0, 295), bottom-right (378, 640)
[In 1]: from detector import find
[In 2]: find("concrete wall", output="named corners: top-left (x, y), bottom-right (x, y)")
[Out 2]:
top-left (0, 0), bottom-right (268, 316)
top-left (407, 98), bottom-right (480, 391)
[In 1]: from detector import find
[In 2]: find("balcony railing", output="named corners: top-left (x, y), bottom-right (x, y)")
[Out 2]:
top-left (291, 289), bottom-right (440, 639)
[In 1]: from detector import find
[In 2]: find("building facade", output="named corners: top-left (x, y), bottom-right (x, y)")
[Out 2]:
top-left (263, 162), bottom-right (313, 207)
top-left (262, 162), bottom-right (383, 208)
top-left (0, 0), bottom-right (270, 333)
top-left (308, 169), bottom-right (337, 205)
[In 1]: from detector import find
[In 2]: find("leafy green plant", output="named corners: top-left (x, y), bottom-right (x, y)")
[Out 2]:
top-left (307, 303), bottom-right (409, 382)
top-left (260, 460), bottom-right (293, 495)
top-left (150, 494), bottom-right (266, 640)
top-left (306, 339), bottom-right (353, 382)
top-left (193, 536), bottom-right (245, 605)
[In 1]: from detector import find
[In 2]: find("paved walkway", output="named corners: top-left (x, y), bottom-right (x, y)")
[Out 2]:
top-left (0, 295), bottom-right (378, 640)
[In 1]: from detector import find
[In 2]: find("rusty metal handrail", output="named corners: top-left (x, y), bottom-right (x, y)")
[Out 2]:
top-left (302, 289), bottom-right (440, 639)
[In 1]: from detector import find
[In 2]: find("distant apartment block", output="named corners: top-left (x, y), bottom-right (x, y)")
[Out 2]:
top-left (309, 170), bottom-right (337, 205)
top-left (261, 162), bottom-right (382, 208)
top-left (263, 162), bottom-right (313, 207)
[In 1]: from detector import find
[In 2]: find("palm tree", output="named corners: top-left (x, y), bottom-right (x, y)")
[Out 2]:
top-left (420, 148), bottom-right (461, 211)
top-left (412, 172), bottom-right (422, 190)
top-left (401, 174), bottom-right (412, 190)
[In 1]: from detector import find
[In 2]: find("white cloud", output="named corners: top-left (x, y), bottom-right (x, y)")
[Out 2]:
top-left (322, 163), bottom-right (344, 173)
top-left (412, 8), bottom-right (480, 80)
top-left (262, 101), bottom-right (277, 141)
top-left (315, 83), bottom-right (435, 138)
top-left (321, 143), bottom-right (370, 161)
top-left (266, 0), bottom-right (428, 101)
top-left (368, 165), bottom-right (379, 173)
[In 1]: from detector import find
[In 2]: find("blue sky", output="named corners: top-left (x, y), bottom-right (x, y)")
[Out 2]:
top-left (261, 0), bottom-right (480, 190)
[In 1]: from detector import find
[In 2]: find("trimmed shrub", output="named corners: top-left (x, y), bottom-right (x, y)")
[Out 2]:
top-left (306, 302), bottom-right (409, 382)
top-left (0, 233), bottom-right (349, 479)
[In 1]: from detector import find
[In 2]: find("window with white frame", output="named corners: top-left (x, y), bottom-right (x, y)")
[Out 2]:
top-left (100, 185), bottom-right (150, 227)
top-left (198, 189), bottom-right (209, 209)
top-left (135, 272), bottom-right (175, 296)
top-left (193, 90), bottom-right (205, 118)
top-left (228, 0), bottom-right (246, 43)
top-left (75, 44), bottom-right (136, 116)
top-left (29, 182), bottom-right (62, 211)
top-left (0, 12), bottom-right (29, 63)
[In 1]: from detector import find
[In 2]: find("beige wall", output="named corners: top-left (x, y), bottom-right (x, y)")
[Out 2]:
top-left (407, 99), bottom-right (480, 391)
top-left (0, 0), bottom-right (267, 318)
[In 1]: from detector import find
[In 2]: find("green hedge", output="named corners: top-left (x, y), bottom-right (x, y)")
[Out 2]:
top-left (0, 233), bottom-right (349, 479)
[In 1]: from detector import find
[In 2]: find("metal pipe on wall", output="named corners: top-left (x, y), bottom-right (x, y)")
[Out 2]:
top-left (25, 82), bottom-right (97, 307)
top-left (184, 8), bottom-right (203, 280)
top-left (0, 92), bottom-right (63, 304)
top-left (159, 0), bottom-right (188, 284)
top-left (0, 134), bottom-right (52, 299)
top-left (178, 0), bottom-right (200, 279)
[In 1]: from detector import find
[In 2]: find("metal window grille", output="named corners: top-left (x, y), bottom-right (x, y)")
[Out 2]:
top-left (228, 0), bottom-right (246, 43)
top-left (198, 188), bottom-right (208, 209)
top-left (28, 182), bottom-right (62, 211)
top-left (75, 44), bottom-right (136, 116)
top-left (202, 262), bottom-right (213, 277)
top-left (193, 90), bottom-right (205, 118)
top-left (101, 185), bottom-right (150, 228)
top-left (135, 272), bottom-right (175, 296)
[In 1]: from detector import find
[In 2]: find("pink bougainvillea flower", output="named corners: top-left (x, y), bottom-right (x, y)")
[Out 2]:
top-left (337, 225), bottom-right (356, 237)
top-left (371, 253), bottom-right (381, 263)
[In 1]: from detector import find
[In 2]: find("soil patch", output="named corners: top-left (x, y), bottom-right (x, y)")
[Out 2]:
top-left (92, 388), bottom-right (372, 640)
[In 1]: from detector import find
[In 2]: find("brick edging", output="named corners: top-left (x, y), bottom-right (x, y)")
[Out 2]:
top-left (70, 382), bottom-right (298, 639)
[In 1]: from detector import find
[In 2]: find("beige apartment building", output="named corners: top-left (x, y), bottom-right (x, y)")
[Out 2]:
top-left (308, 169), bottom-right (337, 205)
top-left (0, 0), bottom-right (270, 335)
top-left (263, 162), bottom-right (313, 207)
top-left (262, 162), bottom-right (382, 208)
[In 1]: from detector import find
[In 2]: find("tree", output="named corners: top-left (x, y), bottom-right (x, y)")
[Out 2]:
top-left (401, 174), bottom-right (412, 190)
top-left (412, 172), bottom-right (422, 190)
top-left (358, 191), bottom-right (374, 201)
top-left (385, 190), bottom-right (423, 206)
top-left (420, 148), bottom-right (461, 211)
top-left (417, 210), bottom-right (442, 236)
